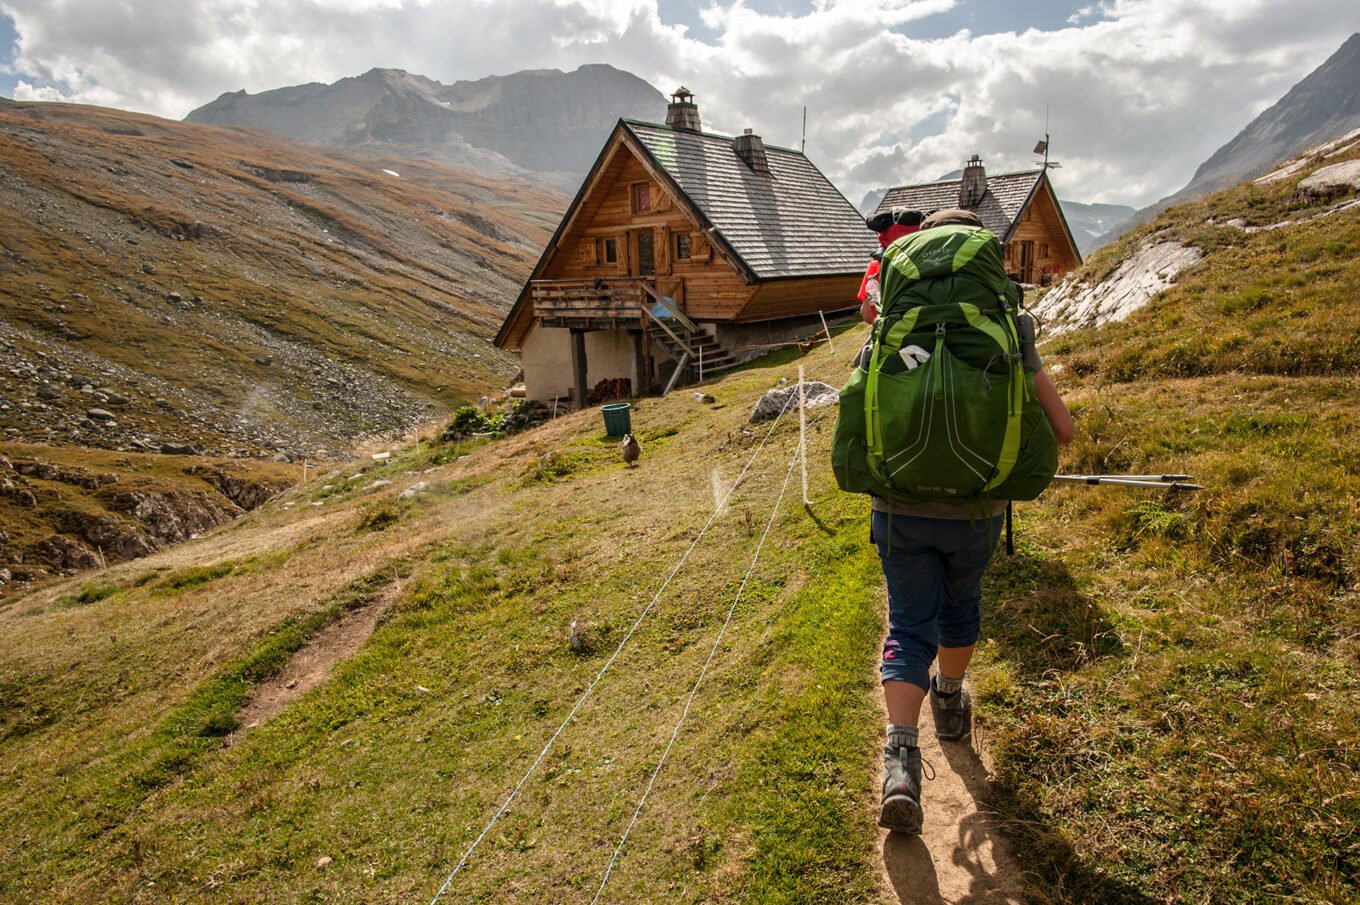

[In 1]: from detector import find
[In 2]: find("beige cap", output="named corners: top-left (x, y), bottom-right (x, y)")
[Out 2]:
top-left (921, 208), bottom-right (984, 229)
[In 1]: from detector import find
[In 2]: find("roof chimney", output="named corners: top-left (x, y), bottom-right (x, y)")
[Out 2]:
top-left (959, 154), bottom-right (987, 208)
top-left (733, 128), bottom-right (770, 175)
top-left (666, 87), bottom-right (701, 132)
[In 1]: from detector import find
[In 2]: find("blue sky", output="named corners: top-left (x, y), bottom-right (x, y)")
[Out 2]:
top-left (1, 1), bottom-right (1356, 207)
top-left (0, 13), bottom-right (17, 98)
top-left (656, 0), bottom-right (1093, 41)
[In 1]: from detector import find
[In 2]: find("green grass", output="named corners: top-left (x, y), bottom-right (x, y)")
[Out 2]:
top-left (2, 147), bottom-right (1359, 902)
top-left (0, 344), bottom-right (895, 903)
top-left (0, 562), bottom-right (411, 898)
top-left (970, 373), bottom-right (1360, 903)
top-left (983, 143), bottom-right (1360, 903)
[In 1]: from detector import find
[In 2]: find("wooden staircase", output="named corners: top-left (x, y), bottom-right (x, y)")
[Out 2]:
top-left (640, 286), bottom-right (741, 391)
top-left (646, 322), bottom-right (740, 379)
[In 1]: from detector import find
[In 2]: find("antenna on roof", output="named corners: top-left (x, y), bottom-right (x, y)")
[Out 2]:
top-left (801, 105), bottom-right (807, 154)
top-left (1034, 105), bottom-right (1061, 170)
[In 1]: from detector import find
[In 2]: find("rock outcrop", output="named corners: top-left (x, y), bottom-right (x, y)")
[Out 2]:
top-left (0, 452), bottom-right (293, 593)
top-left (749, 381), bottom-right (840, 422)
top-left (1033, 241), bottom-right (1203, 335)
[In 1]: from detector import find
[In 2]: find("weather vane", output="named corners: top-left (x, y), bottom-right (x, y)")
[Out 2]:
top-left (1034, 106), bottom-right (1061, 170)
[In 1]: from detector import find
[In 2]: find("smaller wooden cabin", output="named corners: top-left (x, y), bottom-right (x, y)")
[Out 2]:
top-left (875, 157), bottom-right (1082, 285)
top-left (495, 89), bottom-right (876, 405)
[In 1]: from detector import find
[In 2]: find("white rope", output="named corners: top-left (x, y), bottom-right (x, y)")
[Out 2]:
top-left (591, 436), bottom-right (802, 903)
top-left (427, 396), bottom-right (796, 904)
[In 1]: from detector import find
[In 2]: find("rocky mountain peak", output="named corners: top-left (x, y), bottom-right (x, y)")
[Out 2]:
top-left (1096, 32), bottom-right (1360, 246)
top-left (1187, 32), bottom-right (1360, 194)
top-left (186, 64), bottom-right (669, 190)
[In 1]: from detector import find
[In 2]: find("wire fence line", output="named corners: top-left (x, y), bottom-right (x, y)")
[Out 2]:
top-left (590, 436), bottom-right (803, 903)
top-left (427, 393), bottom-right (800, 905)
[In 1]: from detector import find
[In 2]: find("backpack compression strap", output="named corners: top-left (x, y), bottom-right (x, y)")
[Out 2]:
top-left (863, 307), bottom-right (922, 483)
top-left (955, 301), bottom-right (1025, 493)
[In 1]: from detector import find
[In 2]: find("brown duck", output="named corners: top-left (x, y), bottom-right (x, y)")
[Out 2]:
top-left (620, 433), bottom-right (641, 467)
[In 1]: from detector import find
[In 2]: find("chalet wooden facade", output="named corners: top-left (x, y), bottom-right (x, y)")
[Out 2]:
top-left (495, 90), bottom-right (875, 405)
top-left (875, 157), bottom-right (1082, 285)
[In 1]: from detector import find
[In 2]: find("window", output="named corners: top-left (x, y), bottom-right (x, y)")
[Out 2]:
top-left (675, 232), bottom-right (691, 260)
top-left (631, 182), bottom-right (651, 214)
top-left (1039, 243), bottom-right (1050, 258)
top-left (636, 231), bottom-right (655, 276)
top-left (601, 238), bottom-right (618, 264)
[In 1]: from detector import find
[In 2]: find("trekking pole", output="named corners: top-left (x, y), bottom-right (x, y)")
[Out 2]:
top-left (1073, 474), bottom-right (1192, 482)
top-left (1053, 474), bottom-right (1203, 491)
top-left (1005, 502), bottom-right (1014, 555)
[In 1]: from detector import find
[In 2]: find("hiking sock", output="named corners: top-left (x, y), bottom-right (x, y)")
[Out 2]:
top-left (933, 673), bottom-right (964, 696)
top-left (887, 723), bottom-right (918, 750)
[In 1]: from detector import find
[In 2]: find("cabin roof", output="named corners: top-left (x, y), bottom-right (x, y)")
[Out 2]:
top-left (875, 170), bottom-right (1046, 242)
top-left (624, 120), bottom-right (875, 278)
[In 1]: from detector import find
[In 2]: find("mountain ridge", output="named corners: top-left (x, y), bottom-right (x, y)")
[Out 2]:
top-left (187, 64), bottom-right (669, 192)
top-left (1098, 31), bottom-right (1360, 244)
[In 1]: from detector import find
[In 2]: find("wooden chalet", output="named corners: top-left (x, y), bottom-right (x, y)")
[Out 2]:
top-left (495, 89), bottom-right (876, 405)
top-left (875, 156), bottom-right (1082, 285)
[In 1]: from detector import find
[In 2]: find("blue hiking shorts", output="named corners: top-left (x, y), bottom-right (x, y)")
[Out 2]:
top-left (872, 510), bottom-right (1003, 691)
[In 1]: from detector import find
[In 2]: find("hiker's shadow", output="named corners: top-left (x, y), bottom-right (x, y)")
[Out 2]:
top-left (987, 548), bottom-right (1123, 677)
top-left (881, 738), bottom-right (1024, 905)
top-left (881, 834), bottom-right (943, 904)
top-left (933, 734), bottom-right (1160, 904)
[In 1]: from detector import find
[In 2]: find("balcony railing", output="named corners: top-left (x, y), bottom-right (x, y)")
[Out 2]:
top-left (529, 276), bottom-right (740, 394)
top-left (531, 277), bottom-right (651, 322)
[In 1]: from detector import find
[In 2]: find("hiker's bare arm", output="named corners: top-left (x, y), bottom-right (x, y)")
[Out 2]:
top-left (1035, 369), bottom-right (1074, 446)
top-left (860, 296), bottom-right (876, 324)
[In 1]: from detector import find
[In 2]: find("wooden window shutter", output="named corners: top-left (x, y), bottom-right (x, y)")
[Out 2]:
top-left (657, 227), bottom-right (671, 275)
top-left (691, 232), bottom-right (711, 261)
top-left (654, 184), bottom-right (673, 212)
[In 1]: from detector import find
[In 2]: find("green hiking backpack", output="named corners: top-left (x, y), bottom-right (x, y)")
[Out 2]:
top-left (831, 225), bottom-right (1057, 503)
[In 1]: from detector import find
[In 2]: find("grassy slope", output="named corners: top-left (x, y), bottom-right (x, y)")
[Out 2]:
top-left (0, 338), bottom-right (890, 904)
top-left (0, 147), bottom-right (1357, 904)
top-left (991, 144), bottom-right (1360, 903)
top-left (0, 101), bottom-right (562, 452)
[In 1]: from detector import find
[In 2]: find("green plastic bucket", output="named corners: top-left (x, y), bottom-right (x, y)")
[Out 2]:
top-left (601, 402), bottom-right (632, 438)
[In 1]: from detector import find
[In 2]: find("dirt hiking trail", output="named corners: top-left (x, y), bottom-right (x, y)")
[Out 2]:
top-left (876, 689), bottom-right (1025, 904)
top-left (226, 578), bottom-right (406, 746)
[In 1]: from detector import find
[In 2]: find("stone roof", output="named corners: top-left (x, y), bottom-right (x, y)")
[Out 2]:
top-left (625, 121), bottom-right (876, 279)
top-left (875, 170), bottom-right (1045, 241)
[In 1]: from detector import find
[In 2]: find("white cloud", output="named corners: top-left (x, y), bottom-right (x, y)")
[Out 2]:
top-left (1, 0), bottom-right (1356, 207)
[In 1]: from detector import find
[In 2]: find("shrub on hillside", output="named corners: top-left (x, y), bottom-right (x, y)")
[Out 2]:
top-left (439, 401), bottom-right (548, 442)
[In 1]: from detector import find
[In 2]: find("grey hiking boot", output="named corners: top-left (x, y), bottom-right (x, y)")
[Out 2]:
top-left (879, 743), bottom-right (923, 834)
top-left (930, 677), bottom-right (972, 741)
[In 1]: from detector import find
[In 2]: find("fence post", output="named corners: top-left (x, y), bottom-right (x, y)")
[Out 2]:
top-left (799, 366), bottom-right (809, 505)
top-left (818, 310), bottom-right (834, 353)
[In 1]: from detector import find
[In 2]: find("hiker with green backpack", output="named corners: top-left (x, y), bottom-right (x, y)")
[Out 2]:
top-left (831, 208), bottom-right (1074, 835)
